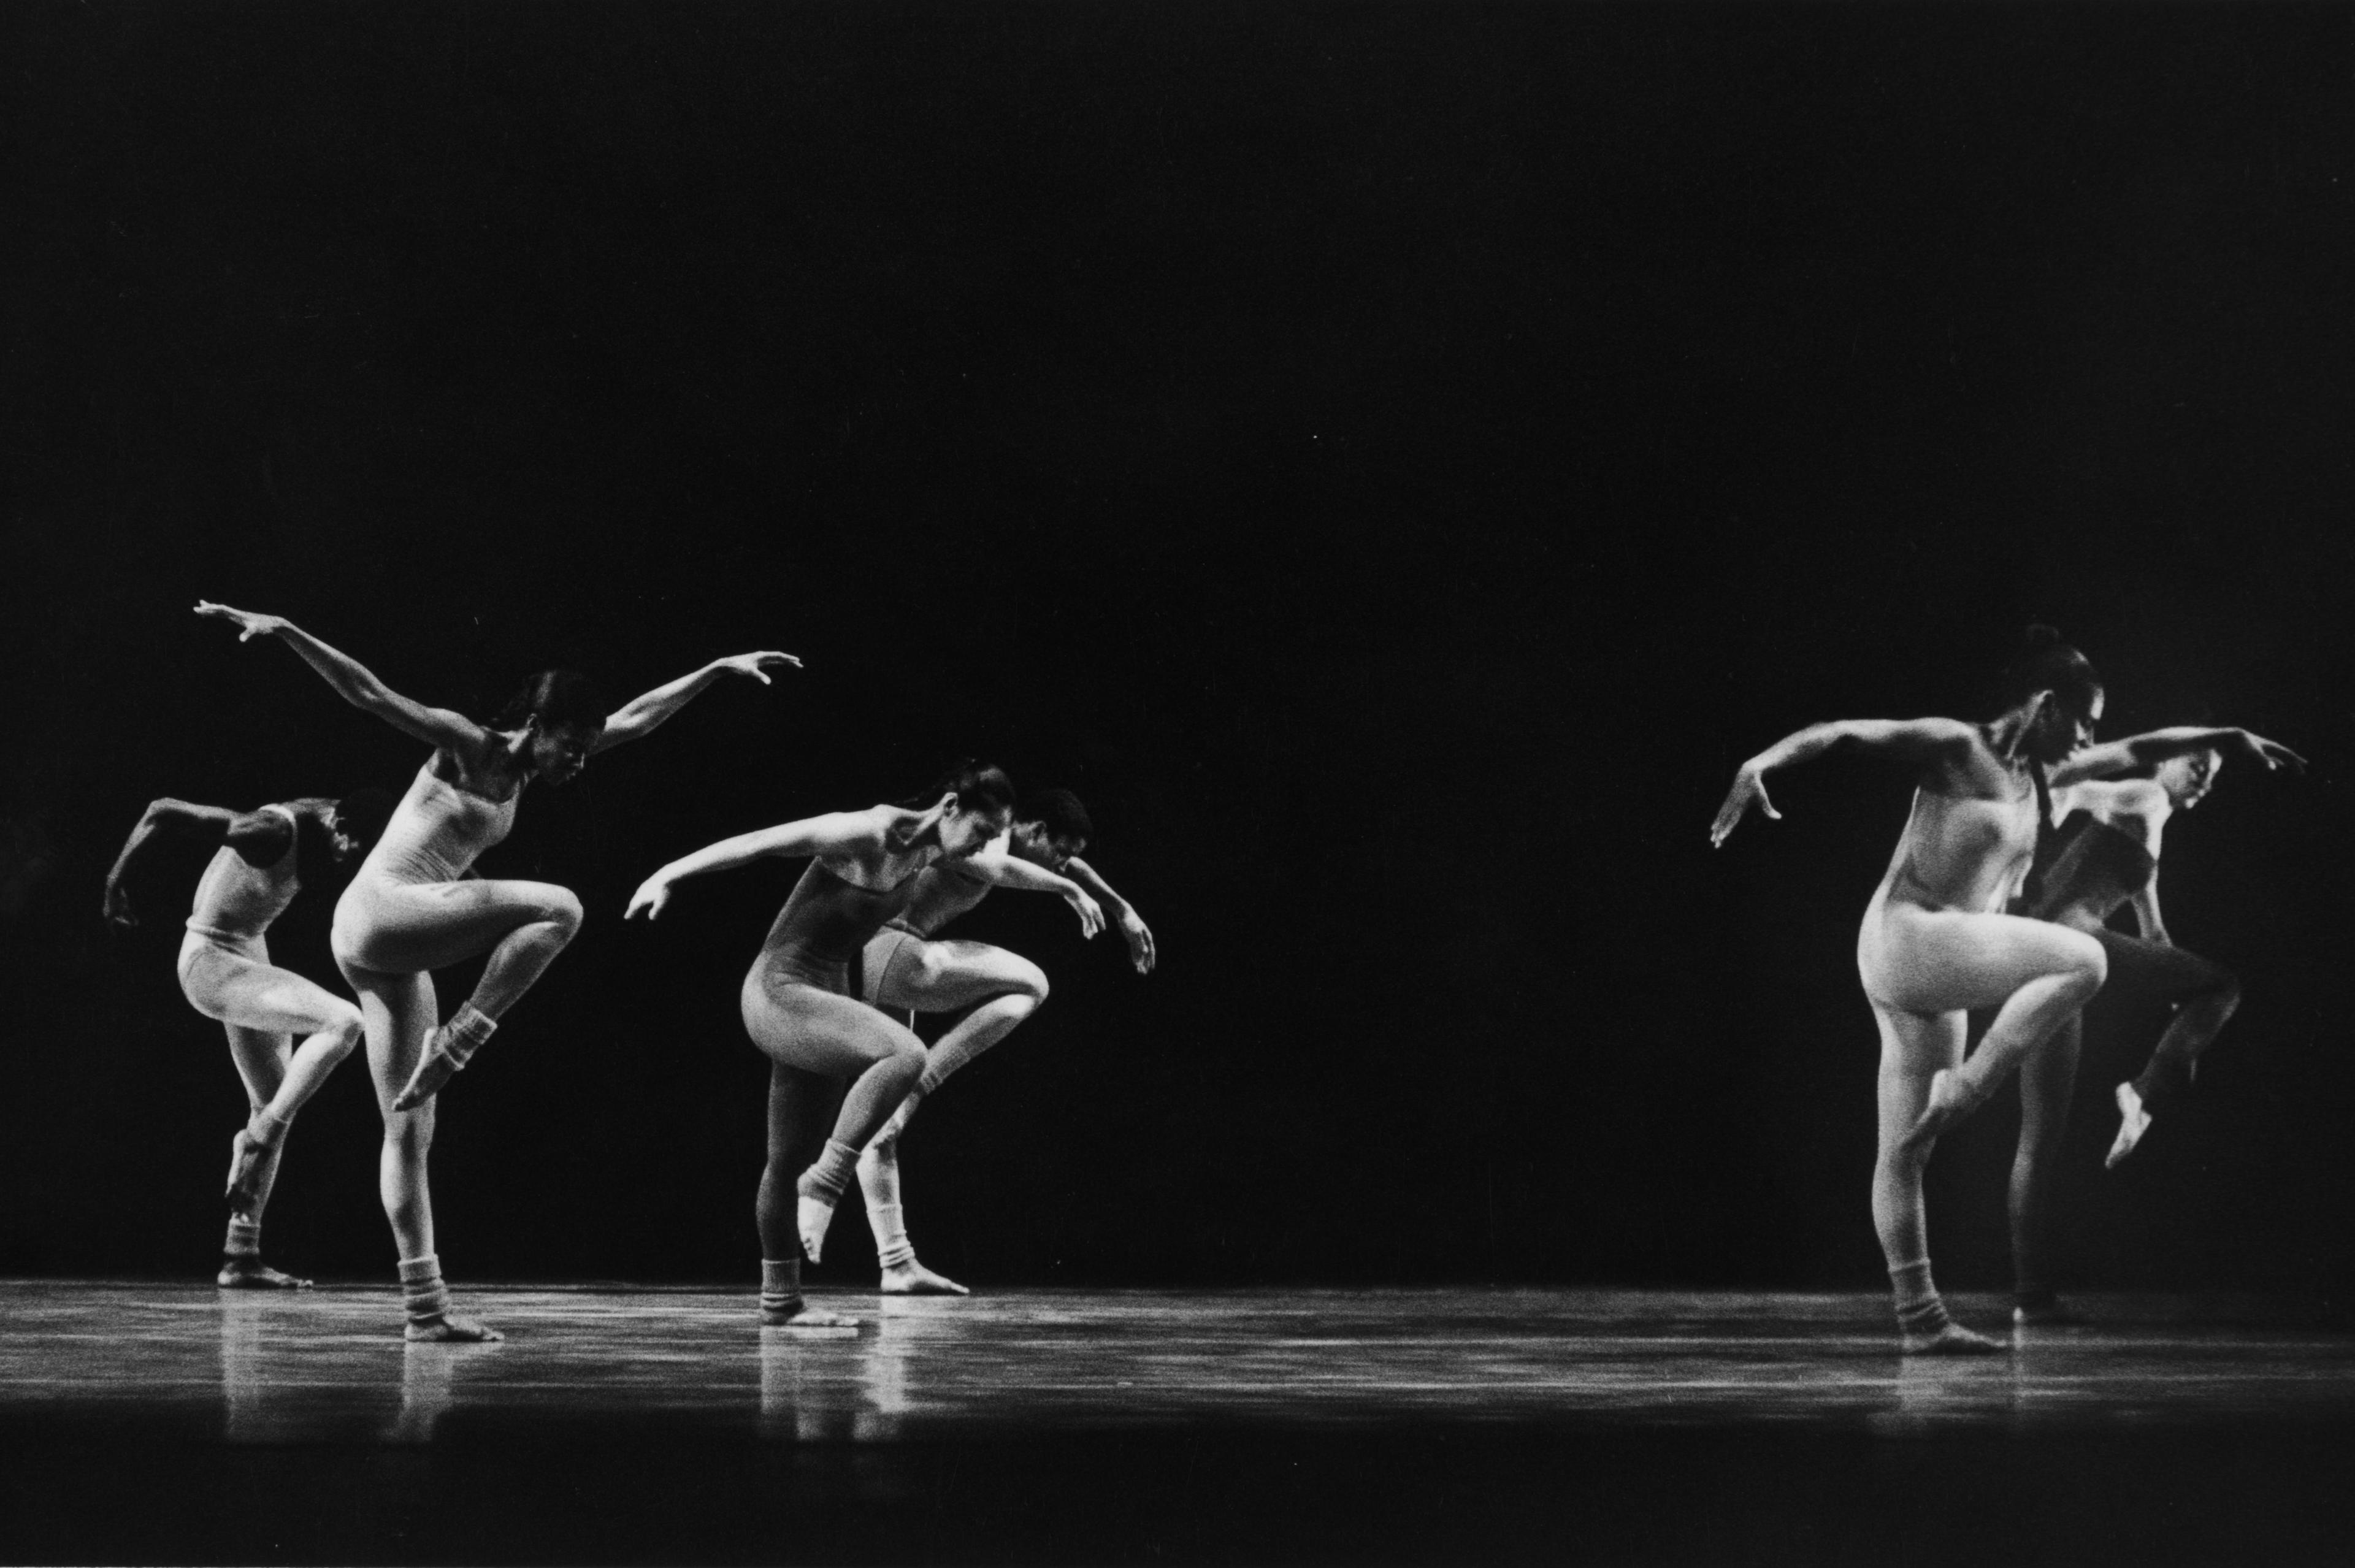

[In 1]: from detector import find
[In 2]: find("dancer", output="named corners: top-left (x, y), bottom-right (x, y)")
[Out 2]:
top-left (2006, 733), bottom-right (2300, 1324)
top-left (102, 786), bottom-right (396, 1287)
top-left (624, 763), bottom-right (1017, 1327)
top-left (1710, 629), bottom-right (2296, 1352)
top-left (198, 600), bottom-right (797, 1340)
top-left (855, 788), bottom-right (1156, 1295)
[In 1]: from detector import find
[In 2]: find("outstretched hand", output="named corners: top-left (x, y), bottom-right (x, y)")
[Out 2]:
top-left (1710, 762), bottom-right (1781, 847)
top-left (194, 602), bottom-right (286, 642)
top-left (1120, 911), bottom-right (1157, 975)
top-left (2232, 730), bottom-right (2307, 774)
top-left (714, 651), bottom-right (802, 684)
top-left (1066, 889), bottom-right (1105, 939)
top-left (624, 876), bottom-right (673, 922)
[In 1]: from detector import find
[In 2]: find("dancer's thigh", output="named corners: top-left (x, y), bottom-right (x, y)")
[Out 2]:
top-left (2093, 928), bottom-right (2231, 1006)
top-left (744, 978), bottom-right (922, 1079)
top-left (872, 938), bottom-right (1044, 1014)
top-left (1865, 907), bottom-right (2104, 1016)
top-left (337, 876), bottom-right (577, 976)
top-left (339, 960), bottom-right (440, 1119)
top-left (180, 936), bottom-right (356, 1037)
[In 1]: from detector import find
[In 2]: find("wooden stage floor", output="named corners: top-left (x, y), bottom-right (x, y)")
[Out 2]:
top-left (2, 1281), bottom-right (2351, 1563)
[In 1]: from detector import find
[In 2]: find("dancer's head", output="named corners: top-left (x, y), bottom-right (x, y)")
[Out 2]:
top-left (906, 760), bottom-right (1017, 860)
top-left (1011, 789), bottom-right (1093, 874)
top-left (2155, 748), bottom-right (2223, 809)
top-left (2001, 626), bottom-right (2104, 765)
top-left (288, 786), bottom-right (399, 873)
top-left (492, 670), bottom-right (608, 784)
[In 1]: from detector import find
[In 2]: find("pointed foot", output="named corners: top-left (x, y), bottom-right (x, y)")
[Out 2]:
top-left (796, 1193), bottom-right (838, 1264)
top-left (2106, 1082), bottom-right (2152, 1169)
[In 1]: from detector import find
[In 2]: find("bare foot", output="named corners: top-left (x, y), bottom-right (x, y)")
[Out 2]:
top-left (1901, 1321), bottom-right (2007, 1355)
top-left (391, 1025), bottom-right (468, 1112)
top-left (761, 1301), bottom-right (862, 1334)
top-left (880, 1259), bottom-right (969, 1296)
top-left (2105, 1082), bottom-right (2152, 1169)
top-left (404, 1314), bottom-right (503, 1343)
top-left (1899, 1069), bottom-right (1976, 1155)
top-left (224, 1130), bottom-right (274, 1215)
top-left (217, 1259), bottom-right (312, 1290)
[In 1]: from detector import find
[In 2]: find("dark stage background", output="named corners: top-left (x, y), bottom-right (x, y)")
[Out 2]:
top-left (3, 3), bottom-right (2350, 1301)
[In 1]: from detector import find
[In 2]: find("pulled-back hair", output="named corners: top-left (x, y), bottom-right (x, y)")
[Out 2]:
top-left (2002, 625), bottom-right (2102, 719)
top-left (1022, 787), bottom-right (1094, 846)
top-left (898, 759), bottom-right (1017, 820)
top-left (491, 670), bottom-right (608, 733)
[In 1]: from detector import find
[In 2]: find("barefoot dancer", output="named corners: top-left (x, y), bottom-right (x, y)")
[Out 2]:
top-left (198, 601), bottom-right (797, 1340)
top-left (855, 788), bottom-right (1157, 1295)
top-left (2005, 732), bottom-right (2302, 1323)
top-left (625, 764), bottom-right (1016, 1326)
top-left (102, 786), bottom-right (396, 1287)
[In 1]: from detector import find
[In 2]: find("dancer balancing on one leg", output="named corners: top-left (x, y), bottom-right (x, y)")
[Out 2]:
top-left (1710, 629), bottom-right (2287, 1353)
top-left (855, 788), bottom-right (1157, 1295)
top-left (197, 600), bottom-right (797, 1340)
top-left (102, 786), bottom-right (396, 1287)
top-left (2004, 733), bottom-right (2300, 1325)
top-left (624, 763), bottom-right (1016, 1327)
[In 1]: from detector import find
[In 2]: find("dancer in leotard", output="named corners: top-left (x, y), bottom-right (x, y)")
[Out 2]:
top-left (197, 600), bottom-right (797, 1340)
top-left (854, 788), bottom-right (1156, 1295)
top-left (624, 764), bottom-right (1016, 1327)
top-left (102, 786), bottom-right (396, 1286)
top-left (2004, 735), bottom-right (2300, 1323)
top-left (1711, 629), bottom-right (2298, 1352)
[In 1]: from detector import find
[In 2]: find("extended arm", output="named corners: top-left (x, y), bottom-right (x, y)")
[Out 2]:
top-left (194, 603), bottom-right (483, 754)
top-left (624, 811), bottom-right (875, 919)
top-left (2050, 726), bottom-right (2307, 786)
top-left (591, 651), bottom-right (801, 752)
top-left (1710, 717), bottom-right (1978, 847)
top-left (957, 843), bottom-right (1105, 938)
top-left (102, 799), bottom-right (291, 927)
top-left (1064, 856), bottom-right (1154, 973)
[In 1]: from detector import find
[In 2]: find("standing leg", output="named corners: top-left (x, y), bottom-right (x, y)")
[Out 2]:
top-left (754, 1061), bottom-right (854, 1329)
top-left (341, 959), bottom-right (500, 1343)
top-left (1871, 1004), bottom-right (2001, 1355)
top-left (859, 941), bottom-right (1050, 1295)
top-left (2010, 1014), bottom-right (2082, 1323)
top-left (220, 1022), bottom-right (302, 1287)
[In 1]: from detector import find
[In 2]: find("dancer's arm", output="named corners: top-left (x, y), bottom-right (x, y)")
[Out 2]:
top-left (624, 811), bottom-right (877, 920)
top-left (194, 603), bottom-right (484, 755)
top-left (1711, 718), bottom-right (1978, 846)
top-left (1064, 857), bottom-right (1155, 973)
top-left (102, 799), bottom-right (293, 928)
top-left (956, 843), bottom-right (1106, 938)
top-left (2051, 727), bottom-right (2305, 786)
top-left (591, 652), bottom-right (801, 752)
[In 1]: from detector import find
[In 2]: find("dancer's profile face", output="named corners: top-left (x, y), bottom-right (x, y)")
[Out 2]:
top-left (936, 797), bottom-right (1014, 860)
top-left (530, 720), bottom-right (602, 784)
top-left (2159, 749), bottom-right (2219, 808)
top-left (2030, 687), bottom-right (2102, 764)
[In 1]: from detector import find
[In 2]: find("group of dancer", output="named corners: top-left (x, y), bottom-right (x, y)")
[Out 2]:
top-left (1712, 628), bottom-right (2301, 1353)
top-left (104, 603), bottom-right (1154, 1340)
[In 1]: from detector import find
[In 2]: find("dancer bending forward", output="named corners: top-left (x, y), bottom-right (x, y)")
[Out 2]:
top-left (1711, 630), bottom-right (2294, 1352)
top-left (856, 788), bottom-right (1155, 1294)
top-left (103, 786), bottom-right (394, 1286)
top-left (626, 764), bottom-right (1016, 1327)
top-left (199, 600), bottom-right (796, 1340)
top-left (2005, 731), bottom-right (2300, 1324)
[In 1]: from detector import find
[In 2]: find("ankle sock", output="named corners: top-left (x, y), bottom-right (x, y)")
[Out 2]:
top-left (798, 1139), bottom-right (860, 1204)
top-left (1890, 1258), bottom-right (1951, 1337)
top-left (399, 1254), bottom-right (451, 1326)
top-left (760, 1258), bottom-right (802, 1316)
top-left (224, 1216), bottom-right (262, 1260)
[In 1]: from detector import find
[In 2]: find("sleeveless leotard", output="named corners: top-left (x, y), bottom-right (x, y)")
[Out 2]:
top-left (361, 760), bottom-right (519, 887)
top-left (755, 856), bottom-right (935, 995)
top-left (184, 804), bottom-right (301, 946)
top-left (883, 864), bottom-right (994, 940)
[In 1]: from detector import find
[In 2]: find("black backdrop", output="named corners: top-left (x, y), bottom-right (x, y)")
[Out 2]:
top-left (3, 2), bottom-right (2349, 1301)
